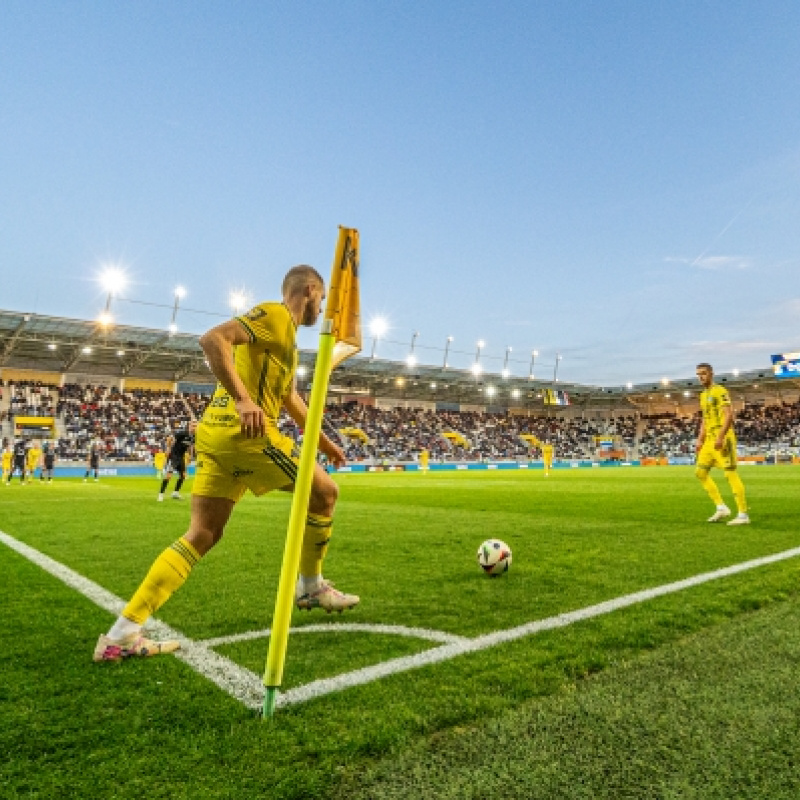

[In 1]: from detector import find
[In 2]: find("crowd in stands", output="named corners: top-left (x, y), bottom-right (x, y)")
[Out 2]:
top-left (56, 384), bottom-right (195, 460)
top-left (322, 403), bottom-right (639, 462)
top-left (2, 380), bottom-right (58, 422)
top-left (3, 379), bottom-right (800, 462)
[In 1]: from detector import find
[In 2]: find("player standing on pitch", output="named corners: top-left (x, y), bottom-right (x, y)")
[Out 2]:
top-left (157, 423), bottom-right (197, 501)
top-left (695, 363), bottom-right (750, 525)
top-left (94, 265), bottom-right (358, 663)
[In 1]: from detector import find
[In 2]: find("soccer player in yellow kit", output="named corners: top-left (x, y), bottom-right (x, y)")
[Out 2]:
top-left (695, 363), bottom-right (750, 525)
top-left (26, 443), bottom-right (41, 481)
top-left (1, 442), bottom-right (12, 484)
top-left (541, 442), bottom-right (554, 476)
top-left (94, 265), bottom-right (356, 663)
top-left (419, 448), bottom-right (429, 472)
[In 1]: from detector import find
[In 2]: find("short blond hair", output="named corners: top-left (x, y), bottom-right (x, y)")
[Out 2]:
top-left (282, 265), bottom-right (324, 297)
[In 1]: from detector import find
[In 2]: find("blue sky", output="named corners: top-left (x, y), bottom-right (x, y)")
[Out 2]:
top-left (1, 1), bottom-right (799, 384)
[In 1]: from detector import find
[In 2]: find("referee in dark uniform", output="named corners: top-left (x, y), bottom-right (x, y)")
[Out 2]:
top-left (158, 422), bottom-right (197, 501)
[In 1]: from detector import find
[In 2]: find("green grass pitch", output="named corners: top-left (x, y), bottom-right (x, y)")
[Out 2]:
top-left (2, 467), bottom-right (800, 798)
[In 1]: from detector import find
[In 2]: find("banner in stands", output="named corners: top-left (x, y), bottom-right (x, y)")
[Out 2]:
top-left (772, 352), bottom-right (800, 379)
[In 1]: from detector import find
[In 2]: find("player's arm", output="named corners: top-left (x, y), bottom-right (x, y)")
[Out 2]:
top-left (695, 418), bottom-right (706, 453)
top-left (199, 320), bottom-right (264, 438)
top-left (716, 405), bottom-right (734, 448)
top-left (282, 386), bottom-right (346, 468)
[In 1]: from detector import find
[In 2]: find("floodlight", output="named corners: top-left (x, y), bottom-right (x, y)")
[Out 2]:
top-left (117, 350), bottom-right (125, 357)
top-left (683, 391), bottom-right (690, 397)
top-left (733, 368), bottom-right (740, 377)
top-left (229, 291), bottom-right (248, 313)
top-left (502, 368), bottom-right (510, 379)
top-left (477, 340), bottom-right (485, 349)
top-left (406, 354), bottom-right (417, 367)
top-left (486, 385), bottom-right (496, 397)
top-left (511, 388), bottom-right (520, 399)
top-left (430, 382), bottom-right (437, 389)
top-left (661, 377), bottom-right (669, 386)
top-left (626, 382), bottom-right (633, 390)
top-left (82, 346), bottom-right (93, 355)
top-left (169, 322), bottom-right (178, 334)
top-left (395, 377), bottom-right (405, 387)
top-left (47, 342), bottom-right (57, 351)
top-left (296, 365), bottom-right (308, 378)
top-left (533, 350), bottom-right (539, 356)
top-left (175, 285), bottom-right (187, 299)
top-left (100, 267), bottom-right (127, 296)
top-left (97, 311), bottom-right (113, 326)
top-left (369, 317), bottom-right (388, 338)
top-left (470, 363), bottom-right (482, 376)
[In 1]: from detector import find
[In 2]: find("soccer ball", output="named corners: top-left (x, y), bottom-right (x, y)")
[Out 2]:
top-left (477, 539), bottom-right (512, 576)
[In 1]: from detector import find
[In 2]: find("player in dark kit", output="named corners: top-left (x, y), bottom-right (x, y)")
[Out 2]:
top-left (158, 422), bottom-right (197, 501)
top-left (41, 442), bottom-right (56, 483)
top-left (10, 439), bottom-right (29, 484)
top-left (84, 441), bottom-right (101, 482)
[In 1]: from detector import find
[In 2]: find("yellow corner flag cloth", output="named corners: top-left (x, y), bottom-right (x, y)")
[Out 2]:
top-left (327, 226), bottom-right (362, 369)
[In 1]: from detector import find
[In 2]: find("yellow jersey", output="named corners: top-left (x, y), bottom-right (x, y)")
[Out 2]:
top-left (153, 451), bottom-right (166, 470)
top-left (27, 447), bottom-right (41, 468)
top-left (1, 449), bottom-right (11, 470)
top-left (199, 302), bottom-right (298, 443)
top-left (542, 444), bottom-right (554, 459)
top-left (699, 384), bottom-right (734, 440)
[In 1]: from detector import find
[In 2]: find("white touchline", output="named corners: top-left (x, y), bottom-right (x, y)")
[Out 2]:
top-left (3, 529), bottom-right (800, 712)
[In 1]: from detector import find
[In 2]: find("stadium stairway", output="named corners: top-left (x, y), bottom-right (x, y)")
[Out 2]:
top-left (632, 417), bottom-right (647, 460)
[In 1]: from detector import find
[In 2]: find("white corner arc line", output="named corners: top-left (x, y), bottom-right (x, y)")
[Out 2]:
top-left (202, 624), bottom-right (468, 649)
top-left (4, 529), bottom-right (800, 712)
top-left (276, 544), bottom-right (800, 707)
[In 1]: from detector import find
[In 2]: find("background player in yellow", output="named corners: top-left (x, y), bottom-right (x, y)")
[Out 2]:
top-left (153, 448), bottom-right (166, 478)
top-left (419, 448), bottom-right (429, 472)
top-left (1, 441), bottom-right (11, 484)
top-left (541, 442), bottom-right (554, 476)
top-left (26, 442), bottom-right (42, 480)
top-left (95, 265), bottom-right (356, 663)
top-left (695, 363), bottom-right (749, 525)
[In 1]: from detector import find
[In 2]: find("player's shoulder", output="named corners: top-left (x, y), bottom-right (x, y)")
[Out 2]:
top-left (710, 384), bottom-right (730, 400)
top-left (236, 302), bottom-right (293, 342)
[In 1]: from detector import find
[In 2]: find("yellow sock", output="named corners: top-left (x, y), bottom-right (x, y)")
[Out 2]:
top-left (122, 537), bottom-right (201, 625)
top-left (697, 470), bottom-right (724, 506)
top-left (725, 470), bottom-right (747, 514)
top-left (299, 513), bottom-right (333, 578)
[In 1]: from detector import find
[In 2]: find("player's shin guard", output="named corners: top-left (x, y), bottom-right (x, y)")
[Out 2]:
top-left (299, 513), bottom-right (333, 578)
top-left (696, 467), bottom-right (723, 506)
top-left (725, 470), bottom-right (747, 514)
top-left (121, 537), bottom-right (201, 625)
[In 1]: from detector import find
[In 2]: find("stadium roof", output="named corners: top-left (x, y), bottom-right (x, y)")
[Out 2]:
top-left (1, 309), bottom-right (796, 409)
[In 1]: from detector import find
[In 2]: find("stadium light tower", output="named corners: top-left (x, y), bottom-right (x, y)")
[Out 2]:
top-left (229, 290), bottom-right (247, 315)
top-left (369, 317), bottom-right (388, 359)
top-left (529, 349), bottom-right (538, 380)
top-left (502, 346), bottom-right (512, 378)
top-left (406, 331), bottom-right (419, 367)
top-left (170, 285), bottom-right (186, 334)
top-left (443, 336), bottom-right (453, 369)
top-left (553, 352), bottom-right (562, 383)
top-left (98, 266), bottom-right (127, 326)
top-left (475, 340), bottom-right (485, 364)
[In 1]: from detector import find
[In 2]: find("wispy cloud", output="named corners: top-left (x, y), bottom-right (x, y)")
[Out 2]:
top-left (664, 255), bottom-right (752, 271)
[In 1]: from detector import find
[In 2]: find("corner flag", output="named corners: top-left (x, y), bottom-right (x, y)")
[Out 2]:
top-left (262, 226), bottom-right (361, 718)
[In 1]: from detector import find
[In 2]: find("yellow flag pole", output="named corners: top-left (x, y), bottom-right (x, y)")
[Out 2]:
top-left (262, 227), bottom-right (355, 718)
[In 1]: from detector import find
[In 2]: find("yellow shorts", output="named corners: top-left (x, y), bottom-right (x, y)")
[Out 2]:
top-left (697, 436), bottom-right (738, 471)
top-left (192, 430), bottom-right (300, 503)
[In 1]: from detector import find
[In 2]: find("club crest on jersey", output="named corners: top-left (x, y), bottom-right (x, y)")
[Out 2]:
top-left (245, 307), bottom-right (267, 321)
